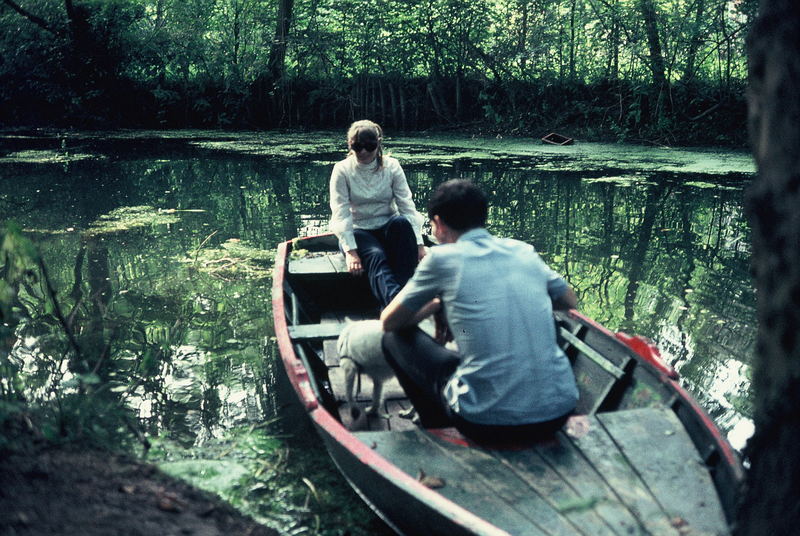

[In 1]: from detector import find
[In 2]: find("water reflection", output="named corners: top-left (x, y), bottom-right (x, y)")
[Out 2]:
top-left (1, 133), bottom-right (755, 532)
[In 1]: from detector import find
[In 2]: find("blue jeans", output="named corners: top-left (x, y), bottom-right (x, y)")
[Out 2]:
top-left (353, 215), bottom-right (418, 307)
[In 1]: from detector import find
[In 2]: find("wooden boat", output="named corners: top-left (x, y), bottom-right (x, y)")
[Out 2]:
top-left (272, 233), bottom-right (743, 536)
top-left (541, 132), bottom-right (574, 145)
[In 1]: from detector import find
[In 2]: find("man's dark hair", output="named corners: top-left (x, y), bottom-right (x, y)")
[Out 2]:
top-left (427, 179), bottom-right (488, 231)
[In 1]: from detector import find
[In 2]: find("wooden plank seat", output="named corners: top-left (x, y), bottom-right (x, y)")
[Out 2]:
top-left (288, 253), bottom-right (348, 277)
top-left (559, 325), bottom-right (634, 415)
top-left (288, 322), bottom-right (346, 341)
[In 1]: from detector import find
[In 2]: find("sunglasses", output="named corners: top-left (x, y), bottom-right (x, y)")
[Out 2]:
top-left (352, 141), bottom-right (378, 152)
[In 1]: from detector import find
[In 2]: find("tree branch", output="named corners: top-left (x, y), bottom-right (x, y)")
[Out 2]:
top-left (1, 0), bottom-right (64, 37)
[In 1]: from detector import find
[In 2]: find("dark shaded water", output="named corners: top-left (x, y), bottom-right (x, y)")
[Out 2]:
top-left (0, 131), bottom-right (755, 535)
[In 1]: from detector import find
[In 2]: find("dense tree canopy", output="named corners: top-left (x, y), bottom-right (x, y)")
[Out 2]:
top-left (1, 0), bottom-right (754, 141)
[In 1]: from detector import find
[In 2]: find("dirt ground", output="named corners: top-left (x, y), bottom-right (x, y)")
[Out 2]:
top-left (0, 446), bottom-right (277, 536)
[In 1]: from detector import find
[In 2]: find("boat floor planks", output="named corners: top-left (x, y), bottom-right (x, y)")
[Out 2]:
top-left (568, 412), bottom-right (710, 535)
top-left (357, 429), bottom-right (551, 536)
top-left (596, 408), bottom-right (728, 535)
top-left (493, 433), bottom-right (642, 535)
top-left (288, 254), bottom-right (342, 276)
top-left (316, 298), bottom-right (726, 534)
top-left (423, 431), bottom-right (616, 536)
top-left (356, 408), bottom-right (726, 536)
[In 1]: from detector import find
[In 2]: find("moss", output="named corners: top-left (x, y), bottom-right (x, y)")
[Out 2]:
top-left (583, 175), bottom-right (656, 186)
top-left (159, 459), bottom-right (251, 495)
top-left (1, 130), bottom-right (756, 174)
top-left (86, 206), bottom-right (180, 237)
top-left (686, 181), bottom-right (740, 190)
top-left (181, 239), bottom-right (274, 280)
top-left (0, 149), bottom-right (101, 164)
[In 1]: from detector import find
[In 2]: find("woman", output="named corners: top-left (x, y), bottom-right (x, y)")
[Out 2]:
top-left (329, 120), bottom-right (426, 307)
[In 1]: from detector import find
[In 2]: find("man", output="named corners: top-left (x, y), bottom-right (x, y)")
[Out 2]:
top-left (380, 179), bottom-right (578, 444)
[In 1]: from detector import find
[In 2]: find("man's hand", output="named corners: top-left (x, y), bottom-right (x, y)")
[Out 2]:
top-left (434, 306), bottom-right (453, 345)
top-left (345, 249), bottom-right (363, 275)
top-left (417, 245), bottom-right (427, 262)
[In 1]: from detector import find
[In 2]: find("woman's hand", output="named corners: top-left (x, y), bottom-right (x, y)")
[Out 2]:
top-left (345, 249), bottom-right (363, 275)
top-left (417, 245), bottom-right (427, 262)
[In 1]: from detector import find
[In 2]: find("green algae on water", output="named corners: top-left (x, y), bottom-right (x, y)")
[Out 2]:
top-left (85, 206), bottom-right (180, 237)
top-left (182, 238), bottom-right (274, 280)
top-left (0, 149), bottom-right (101, 164)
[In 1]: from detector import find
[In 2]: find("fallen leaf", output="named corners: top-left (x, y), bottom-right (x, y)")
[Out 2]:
top-left (157, 496), bottom-right (182, 513)
top-left (156, 490), bottom-right (185, 513)
top-left (670, 517), bottom-right (688, 528)
top-left (417, 469), bottom-right (445, 489)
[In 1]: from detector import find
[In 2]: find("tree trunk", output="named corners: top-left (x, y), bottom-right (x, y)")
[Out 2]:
top-left (389, 82), bottom-right (399, 127)
top-left (455, 73), bottom-right (462, 119)
top-left (569, 0), bottom-right (577, 80)
top-left (638, 0), bottom-right (667, 90)
top-left (268, 0), bottom-right (294, 124)
top-left (399, 84), bottom-right (407, 130)
top-left (2, 0), bottom-right (63, 36)
top-left (268, 0), bottom-right (294, 82)
top-left (156, 0), bottom-right (166, 86)
top-left (427, 81), bottom-right (445, 121)
top-left (737, 1), bottom-right (800, 533)
top-left (682, 0), bottom-right (706, 83)
top-left (518, 0), bottom-right (529, 73)
top-left (378, 79), bottom-right (386, 124)
top-left (604, 0), bottom-right (620, 79)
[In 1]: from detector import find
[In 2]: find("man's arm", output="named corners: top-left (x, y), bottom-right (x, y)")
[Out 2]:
top-left (552, 286), bottom-right (578, 310)
top-left (381, 296), bottom-right (441, 331)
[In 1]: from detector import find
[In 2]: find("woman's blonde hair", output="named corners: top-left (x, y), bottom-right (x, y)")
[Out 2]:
top-left (347, 119), bottom-right (384, 170)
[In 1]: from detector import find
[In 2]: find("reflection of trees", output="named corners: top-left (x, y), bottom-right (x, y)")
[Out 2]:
top-left (84, 239), bottom-right (113, 376)
top-left (598, 184), bottom-right (618, 312)
top-left (674, 190), bottom-right (697, 364)
top-left (267, 169), bottom-right (298, 241)
top-left (7, 145), bottom-right (757, 447)
top-left (623, 184), bottom-right (670, 324)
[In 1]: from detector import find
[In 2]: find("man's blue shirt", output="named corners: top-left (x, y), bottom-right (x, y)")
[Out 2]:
top-left (396, 228), bottom-right (578, 425)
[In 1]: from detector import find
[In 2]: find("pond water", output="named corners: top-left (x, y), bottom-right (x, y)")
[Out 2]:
top-left (0, 131), bottom-right (756, 535)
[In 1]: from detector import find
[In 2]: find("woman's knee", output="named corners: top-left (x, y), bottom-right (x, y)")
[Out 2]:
top-left (385, 215), bottom-right (413, 236)
top-left (360, 244), bottom-right (387, 260)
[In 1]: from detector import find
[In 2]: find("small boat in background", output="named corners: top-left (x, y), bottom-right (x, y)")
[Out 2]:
top-left (272, 233), bottom-right (743, 536)
top-left (541, 132), bottom-right (574, 145)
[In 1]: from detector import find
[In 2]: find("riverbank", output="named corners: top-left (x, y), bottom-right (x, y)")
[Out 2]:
top-left (0, 442), bottom-right (276, 536)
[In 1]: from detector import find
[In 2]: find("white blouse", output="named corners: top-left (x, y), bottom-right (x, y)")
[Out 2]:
top-left (329, 155), bottom-right (424, 251)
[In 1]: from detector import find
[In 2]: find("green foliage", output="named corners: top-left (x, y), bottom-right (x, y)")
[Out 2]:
top-left (0, 223), bottom-right (38, 405)
top-left (152, 423), bottom-right (385, 535)
top-left (0, 222), bottom-right (138, 450)
top-left (0, 0), bottom-right (750, 141)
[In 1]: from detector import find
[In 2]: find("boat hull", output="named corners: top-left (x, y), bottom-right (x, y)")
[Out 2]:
top-left (272, 233), bottom-right (743, 535)
top-left (310, 408), bottom-right (509, 536)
